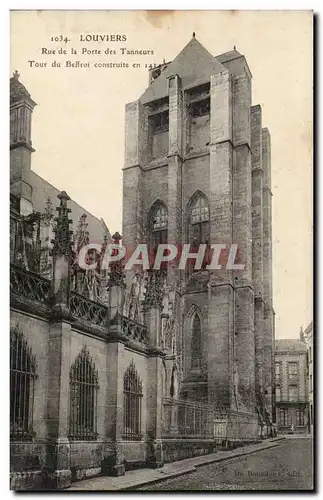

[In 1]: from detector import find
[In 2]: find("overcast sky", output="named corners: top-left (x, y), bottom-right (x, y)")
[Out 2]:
top-left (10, 10), bottom-right (313, 339)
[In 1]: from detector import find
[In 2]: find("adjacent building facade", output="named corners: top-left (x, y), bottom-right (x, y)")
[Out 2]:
top-left (274, 335), bottom-right (309, 433)
top-left (10, 36), bottom-right (275, 490)
top-left (304, 322), bottom-right (313, 430)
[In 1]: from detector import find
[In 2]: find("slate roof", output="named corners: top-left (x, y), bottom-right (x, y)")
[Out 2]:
top-left (275, 339), bottom-right (307, 353)
top-left (140, 36), bottom-right (226, 104)
top-left (216, 48), bottom-right (243, 63)
top-left (10, 73), bottom-right (110, 243)
top-left (29, 171), bottom-right (110, 243)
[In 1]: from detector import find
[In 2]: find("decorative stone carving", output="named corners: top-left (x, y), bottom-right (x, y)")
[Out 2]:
top-left (107, 232), bottom-right (125, 288)
top-left (127, 272), bottom-right (146, 323)
top-left (51, 191), bottom-right (73, 258)
top-left (70, 213), bottom-right (102, 301)
top-left (39, 198), bottom-right (54, 279)
top-left (160, 283), bottom-right (177, 351)
top-left (10, 71), bottom-right (32, 104)
top-left (73, 213), bottom-right (89, 253)
top-left (51, 192), bottom-right (73, 313)
top-left (143, 270), bottom-right (166, 309)
top-left (10, 264), bottom-right (50, 304)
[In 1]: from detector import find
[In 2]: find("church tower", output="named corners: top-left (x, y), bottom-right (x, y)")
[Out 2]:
top-left (122, 35), bottom-right (274, 421)
top-left (10, 71), bottom-right (36, 216)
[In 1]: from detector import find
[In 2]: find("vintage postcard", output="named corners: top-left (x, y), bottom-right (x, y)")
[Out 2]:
top-left (9, 10), bottom-right (313, 491)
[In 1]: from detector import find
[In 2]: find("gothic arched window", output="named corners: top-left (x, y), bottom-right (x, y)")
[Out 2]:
top-left (123, 361), bottom-right (143, 440)
top-left (10, 326), bottom-right (37, 440)
top-left (148, 201), bottom-right (168, 263)
top-left (69, 347), bottom-right (99, 441)
top-left (186, 192), bottom-right (210, 274)
top-left (191, 313), bottom-right (202, 370)
top-left (188, 192), bottom-right (209, 243)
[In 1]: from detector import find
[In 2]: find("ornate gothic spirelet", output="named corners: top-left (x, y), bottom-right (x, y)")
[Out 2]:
top-left (42, 197), bottom-right (54, 226)
top-left (107, 231), bottom-right (125, 288)
top-left (74, 213), bottom-right (89, 252)
top-left (51, 191), bottom-right (73, 257)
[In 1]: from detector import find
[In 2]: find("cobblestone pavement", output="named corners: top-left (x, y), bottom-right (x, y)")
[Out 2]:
top-left (137, 438), bottom-right (313, 491)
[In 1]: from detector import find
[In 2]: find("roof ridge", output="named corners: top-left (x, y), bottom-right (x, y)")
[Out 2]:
top-left (140, 36), bottom-right (226, 104)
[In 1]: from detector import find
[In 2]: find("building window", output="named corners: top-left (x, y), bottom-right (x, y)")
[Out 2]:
top-left (152, 204), bottom-right (168, 231)
top-left (148, 201), bottom-right (168, 262)
top-left (308, 346), bottom-right (312, 363)
top-left (123, 361), bottom-right (143, 441)
top-left (187, 192), bottom-right (210, 275)
top-left (275, 385), bottom-right (281, 402)
top-left (191, 313), bottom-right (202, 370)
top-left (69, 347), bottom-right (99, 441)
top-left (287, 410), bottom-right (293, 426)
top-left (288, 362), bottom-right (298, 380)
top-left (279, 408), bottom-right (288, 426)
top-left (296, 409), bottom-right (305, 426)
top-left (310, 374), bottom-right (313, 392)
top-left (151, 110), bottom-right (169, 133)
top-left (191, 195), bottom-right (209, 225)
top-left (10, 326), bottom-right (37, 440)
top-left (288, 385), bottom-right (298, 402)
top-left (191, 98), bottom-right (210, 118)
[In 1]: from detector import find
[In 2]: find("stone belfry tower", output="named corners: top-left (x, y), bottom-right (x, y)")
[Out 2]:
top-left (122, 35), bottom-right (274, 420)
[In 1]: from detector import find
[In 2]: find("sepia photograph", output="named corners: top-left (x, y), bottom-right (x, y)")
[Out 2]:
top-left (9, 10), bottom-right (313, 491)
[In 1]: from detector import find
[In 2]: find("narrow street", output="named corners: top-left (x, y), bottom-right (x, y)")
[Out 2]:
top-left (137, 438), bottom-right (313, 491)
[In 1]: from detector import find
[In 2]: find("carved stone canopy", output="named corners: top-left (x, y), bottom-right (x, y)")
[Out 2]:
top-left (10, 71), bottom-right (36, 106)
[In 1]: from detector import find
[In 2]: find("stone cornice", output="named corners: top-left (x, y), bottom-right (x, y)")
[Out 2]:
top-left (167, 152), bottom-right (183, 162)
top-left (10, 141), bottom-right (35, 153)
top-left (10, 298), bottom-right (50, 322)
top-left (122, 163), bottom-right (145, 172)
top-left (234, 141), bottom-right (252, 154)
top-left (263, 186), bottom-right (273, 197)
top-left (10, 293), bottom-right (50, 321)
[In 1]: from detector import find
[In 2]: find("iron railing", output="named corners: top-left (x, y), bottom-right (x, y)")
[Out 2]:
top-left (10, 326), bottom-right (37, 440)
top-left (69, 347), bottom-right (99, 441)
top-left (162, 397), bottom-right (221, 439)
top-left (162, 398), bottom-right (259, 443)
top-left (123, 361), bottom-right (143, 441)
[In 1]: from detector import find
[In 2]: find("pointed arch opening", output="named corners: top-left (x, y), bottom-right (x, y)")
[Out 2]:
top-left (186, 191), bottom-right (210, 275)
top-left (10, 326), bottom-right (37, 440)
top-left (170, 364), bottom-right (179, 398)
top-left (161, 359), bottom-right (167, 397)
top-left (191, 313), bottom-right (202, 370)
top-left (187, 191), bottom-right (210, 243)
top-left (147, 200), bottom-right (168, 264)
top-left (123, 361), bottom-right (143, 441)
top-left (69, 346), bottom-right (99, 441)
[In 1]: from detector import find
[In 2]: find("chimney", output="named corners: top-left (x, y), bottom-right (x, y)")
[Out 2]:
top-left (300, 326), bottom-right (305, 342)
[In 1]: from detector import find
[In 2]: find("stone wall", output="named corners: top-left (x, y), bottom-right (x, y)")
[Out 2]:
top-left (162, 439), bottom-right (216, 463)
